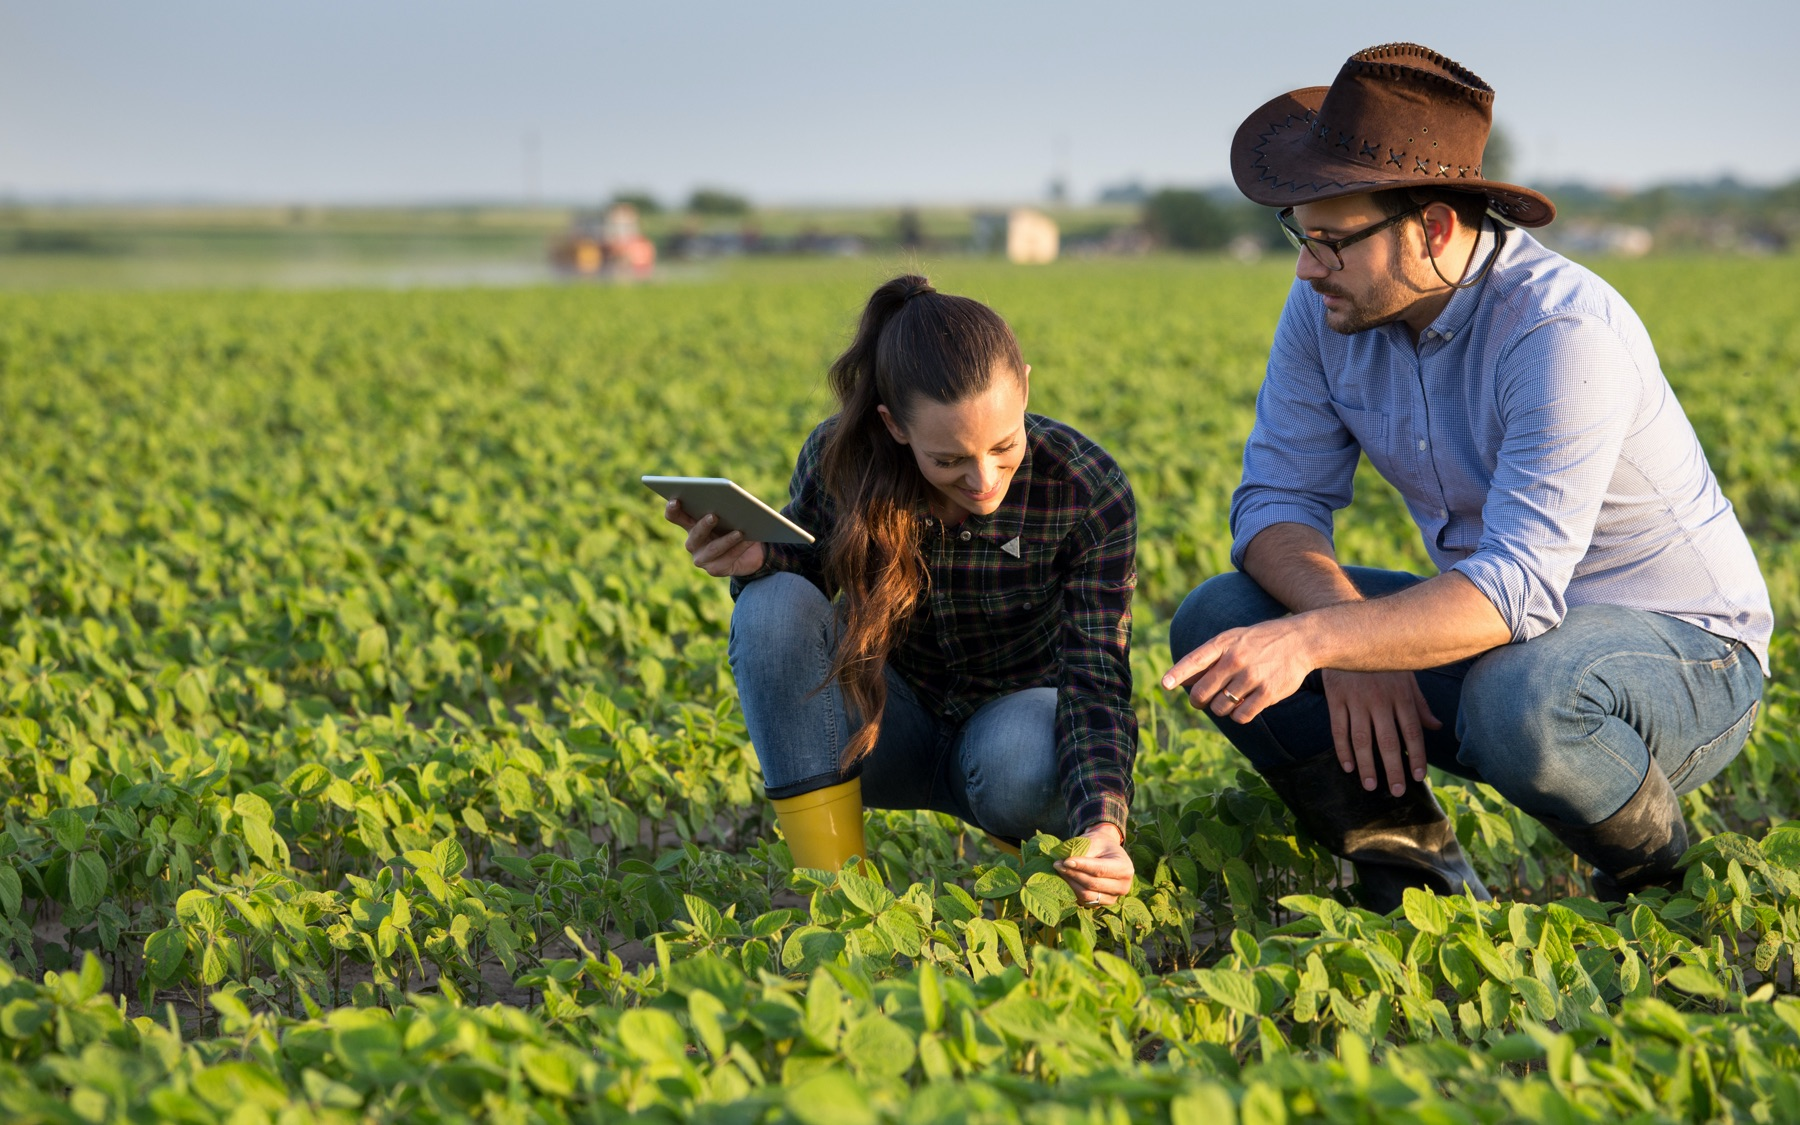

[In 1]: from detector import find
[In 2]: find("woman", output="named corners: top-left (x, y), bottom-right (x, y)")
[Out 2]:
top-left (665, 275), bottom-right (1137, 906)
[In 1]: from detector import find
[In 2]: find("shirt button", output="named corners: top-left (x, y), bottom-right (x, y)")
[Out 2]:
top-left (1417, 439), bottom-right (1428, 451)
top-left (1022, 600), bottom-right (1033, 609)
top-left (1439, 508), bottom-right (1448, 518)
top-left (959, 530), bottom-right (972, 541)
top-left (1443, 331), bottom-right (1455, 341)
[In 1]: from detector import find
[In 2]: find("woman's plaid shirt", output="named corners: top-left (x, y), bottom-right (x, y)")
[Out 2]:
top-left (732, 414), bottom-right (1138, 836)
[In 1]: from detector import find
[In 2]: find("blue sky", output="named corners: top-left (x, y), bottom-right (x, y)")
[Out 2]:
top-left (4, 0), bottom-right (1795, 205)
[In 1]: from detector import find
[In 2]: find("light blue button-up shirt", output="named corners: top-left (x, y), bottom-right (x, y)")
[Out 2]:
top-left (1231, 226), bottom-right (1773, 674)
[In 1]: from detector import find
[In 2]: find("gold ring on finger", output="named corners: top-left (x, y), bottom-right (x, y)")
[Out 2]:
top-left (1222, 690), bottom-right (1241, 705)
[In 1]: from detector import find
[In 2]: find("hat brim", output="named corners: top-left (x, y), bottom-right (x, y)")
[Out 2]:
top-left (1230, 87), bottom-right (1555, 227)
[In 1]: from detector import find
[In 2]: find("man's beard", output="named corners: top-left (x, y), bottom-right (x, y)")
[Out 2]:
top-left (1312, 275), bottom-right (1412, 335)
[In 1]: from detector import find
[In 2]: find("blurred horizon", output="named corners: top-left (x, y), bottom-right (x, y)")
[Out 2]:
top-left (9, 171), bottom-right (1797, 213)
top-left (5, 0), bottom-right (1798, 209)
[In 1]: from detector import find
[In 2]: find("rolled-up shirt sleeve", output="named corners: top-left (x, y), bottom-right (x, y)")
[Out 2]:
top-left (1230, 285), bottom-right (1360, 569)
top-left (1449, 315), bottom-right (1638, 640)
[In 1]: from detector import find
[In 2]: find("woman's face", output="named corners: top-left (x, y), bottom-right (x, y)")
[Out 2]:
top-left (879, 368), bottom-right (1029, 522)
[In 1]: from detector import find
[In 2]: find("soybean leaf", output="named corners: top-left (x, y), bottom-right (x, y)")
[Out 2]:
top-left (1664, 965), bottom-right (1728, 1000)
top-left (973, 865), bottom-right (1022, 900)
top-left (1020, 872), bottom-right (1076, 926)
top-left (144, 927), bottom-right (187, 985)
top-left (841, 1014), bottom-right (916, 1080)
top-left (69, 852), bottom-right (107, 912)
top-left (519, 1045), bottom-right (577, 1097)
top-left (838, 867), bottom-right (894, 917)
top-left (784, 1070), bottom-right (874, 1125)
top-left (0, 865), bottom-right (21, 918)
top-left (1403, 887), bottom-right (1449, 935)
top-left (1195, 968), bottom-right (1265, 1017)
top-left (48, 809), bottom-right (85, 855)
top-left (617, 1008), bottom-right (687, 1067)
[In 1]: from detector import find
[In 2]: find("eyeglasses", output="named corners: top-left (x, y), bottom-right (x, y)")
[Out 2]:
top-left (1277, 205), bottom-right (1421, 271)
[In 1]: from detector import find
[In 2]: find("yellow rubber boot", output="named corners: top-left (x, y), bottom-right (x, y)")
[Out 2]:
top-left (771, 778), bottom-right (867, 871)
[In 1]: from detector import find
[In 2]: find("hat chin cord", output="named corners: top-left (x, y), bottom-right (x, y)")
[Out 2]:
top-left (1423, 214), bottom-right (1505, 291)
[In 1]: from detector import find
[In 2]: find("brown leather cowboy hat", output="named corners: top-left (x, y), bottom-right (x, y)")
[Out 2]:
top-left (1231, 43), bottom-right (1555, 227)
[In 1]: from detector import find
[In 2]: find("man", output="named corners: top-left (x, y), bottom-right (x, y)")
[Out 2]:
top-left (1164, 43), bottom-right (1771, 911)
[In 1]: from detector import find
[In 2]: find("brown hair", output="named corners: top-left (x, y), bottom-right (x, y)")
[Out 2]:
top-left (1371, 186), bottom-right (1490, 231)
top-left (819, 275), bottom-right (1025, 767)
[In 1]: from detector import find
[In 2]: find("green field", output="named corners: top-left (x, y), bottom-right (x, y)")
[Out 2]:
top-left (2, 254), bottom-right (1799, 1122)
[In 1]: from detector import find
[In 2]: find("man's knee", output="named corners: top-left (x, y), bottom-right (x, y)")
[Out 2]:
top-left (1169, 571), bottom-right (1284, 659)
top-left (1456, 642), bottom-right (1598, 794)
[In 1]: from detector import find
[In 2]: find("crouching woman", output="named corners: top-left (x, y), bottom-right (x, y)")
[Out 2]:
top-left (665, 275), bottom-right (1139, 906)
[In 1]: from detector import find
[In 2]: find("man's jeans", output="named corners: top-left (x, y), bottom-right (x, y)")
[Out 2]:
top-left (1169, 568), bottom-right (1764, 826)
top-left (728, 571), bottom-right (1067, 839)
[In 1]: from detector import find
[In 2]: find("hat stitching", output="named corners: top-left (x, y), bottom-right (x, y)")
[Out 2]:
top-left (1254, 119), bottom-right (1507, 200)
top-left (1266, 108), bottom-right (1501, 184)
top-left (1252, 125), bottom-right (1389, 195)
top-left (1352, 42), bottom-right (1493, 98)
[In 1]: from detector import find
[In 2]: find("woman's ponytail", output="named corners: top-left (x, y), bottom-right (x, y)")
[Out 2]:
top-left (818, 275), bottom-right (1023, 768)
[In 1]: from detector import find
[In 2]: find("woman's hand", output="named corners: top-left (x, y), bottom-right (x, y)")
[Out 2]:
top-left (665, 499), bottom-right (766, 577)
top-left (1054, 823), bottom-right (1135, 907)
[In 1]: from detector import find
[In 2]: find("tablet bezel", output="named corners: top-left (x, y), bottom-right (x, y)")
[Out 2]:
top-left (642, 476), bottom-right (816, 545)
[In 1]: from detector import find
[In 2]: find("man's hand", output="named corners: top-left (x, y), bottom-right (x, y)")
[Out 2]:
top-left (1054, 823), bottom-right (1134, 907)
top-left (1322, 669), bottom-right (1441, 796)
top-left (1160, 616), bottom-right (1315, 724)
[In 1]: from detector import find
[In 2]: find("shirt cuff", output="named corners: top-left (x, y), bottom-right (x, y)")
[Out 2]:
top-left (1449, 552), bottom-right (1552, 642)
top-left (727, 557), bottom-right (781, 601)
top-left (1070, 792), bottom-right (1130, 841)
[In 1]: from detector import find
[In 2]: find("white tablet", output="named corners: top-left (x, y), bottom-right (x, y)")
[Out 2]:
top-left (642, 476), bottom-right (816, 545)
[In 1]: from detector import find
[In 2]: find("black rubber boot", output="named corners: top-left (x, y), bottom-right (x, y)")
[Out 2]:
top-left (1260, 754), bottom-right (1491, 914)
top-left (1534, 765), bottom-right (1689, 903)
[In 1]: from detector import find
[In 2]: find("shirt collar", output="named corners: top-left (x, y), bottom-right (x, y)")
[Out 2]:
top-left (1427, 221), bottom-right (1504, 340)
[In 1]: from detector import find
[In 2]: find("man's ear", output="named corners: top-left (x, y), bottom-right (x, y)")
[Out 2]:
top-left (876, 404), bottom-right (909, 445)
top-left (1421, 202), bottom-right (1459, 257)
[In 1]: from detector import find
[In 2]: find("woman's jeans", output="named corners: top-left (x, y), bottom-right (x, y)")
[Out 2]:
top-left (1169, 568), bottom-right (1764, 826)
top-left (728, 571), bottom-right (1067, 839)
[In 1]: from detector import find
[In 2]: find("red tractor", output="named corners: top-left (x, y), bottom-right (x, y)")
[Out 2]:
top-left (551, 203), bottom-right (655, 278)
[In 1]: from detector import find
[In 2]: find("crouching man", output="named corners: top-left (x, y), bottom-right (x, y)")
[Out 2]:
top-left (1165, 43), bottom-right (1771, 910)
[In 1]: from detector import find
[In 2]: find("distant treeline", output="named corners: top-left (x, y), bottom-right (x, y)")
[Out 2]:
top-left (611, 175), bottom-right (1800, 257)
top-left (1135, 177), bottom-right (1800, 254)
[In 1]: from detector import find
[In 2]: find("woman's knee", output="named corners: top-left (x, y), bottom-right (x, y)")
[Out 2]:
top-left (728, 572), bottom-right (833, 675)
top-left (1169, 571), bottom-right (1283, 659)
top-left (960, 690), bottom-right (1063, 837)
